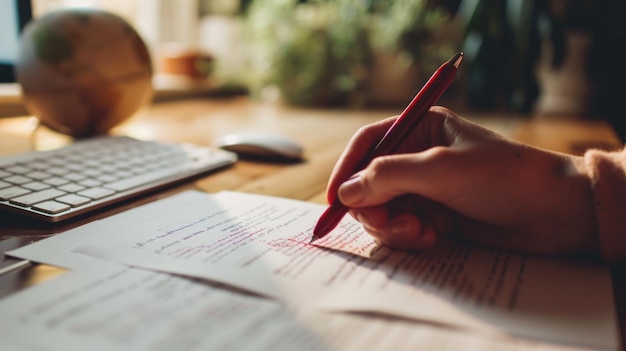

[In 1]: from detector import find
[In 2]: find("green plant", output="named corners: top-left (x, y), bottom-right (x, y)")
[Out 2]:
top-left (236, 0), bottom-right (368, 105)
top-left (233, 0), bottom-right (453, 106)
top-left (368, 0), bottom-right (453, 73)
top-left (459, 0), bottom-right (565, 112)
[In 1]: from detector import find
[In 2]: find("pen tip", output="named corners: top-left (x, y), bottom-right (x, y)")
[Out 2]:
top-left (451, 52), bottom-right (463, 68)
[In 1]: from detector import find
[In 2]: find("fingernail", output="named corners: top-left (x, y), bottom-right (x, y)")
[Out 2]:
top-left (391, 218), bottom-right (413, 235)
top-left (338, 175), bottom-right (365, 205)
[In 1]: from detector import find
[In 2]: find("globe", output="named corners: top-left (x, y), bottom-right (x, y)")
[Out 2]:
top-left (16, 9), bottom-right (153, 137)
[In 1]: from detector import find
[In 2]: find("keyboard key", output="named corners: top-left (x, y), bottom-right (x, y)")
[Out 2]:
top-left (77, 187), bottom-right (115, 200)
top-left (47, 167), bottom-right (70, 176)
top-left (5, 165), bottom-right (33, 174)
top-left (78, 179), bottom-right (102, 187)
top-left (9, 188), bottom-right (67, 206)
top-left (115, 170), bottom-right (133, 179)
top-left (63, 173), bottom-right (87, 182)
top-left (55, 194), bottom-right (91, 207)
top-left (24, 162), bottom-right (52, 171)
top-left (22, 181), bottom-right (51, 191)
top-left (3, 175), bottom-right (32, 185)
top-left (96, 174), bottom-right (119, 183)
top-left (103, 168), bottom-right (182, 192)
top-left (43, 177), bottom-right (71, 186)
top-left (0, 187), bottom-right (31, 200)
top-left (97, 165), bottom-right (119, 173)
top-left (32, 201), bottom-right (71, 214)
top-left (65, 163), bottom-right (86, 172)
top-left (82, 169), bottom-right (102, 177)
top-left (57, 183), bottom-right (86, 193)
top-left (26, 171), bottom-right (53, 180)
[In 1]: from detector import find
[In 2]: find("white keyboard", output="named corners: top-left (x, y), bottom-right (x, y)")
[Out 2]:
top-left (0, 136), bottom-right (237, 222)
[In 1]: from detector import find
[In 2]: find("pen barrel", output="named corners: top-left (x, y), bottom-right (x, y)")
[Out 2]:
top-left (373, 63), bottom-right (457, 157)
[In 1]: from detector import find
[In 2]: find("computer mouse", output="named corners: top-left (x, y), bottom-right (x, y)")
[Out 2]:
top-left (214, 131), bottom-right (304, 161)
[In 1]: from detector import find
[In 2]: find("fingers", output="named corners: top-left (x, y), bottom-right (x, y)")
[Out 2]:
top-left (347, 196), bottom-right (452, 252)
top-left (353, 210), bottom-right (438, 251)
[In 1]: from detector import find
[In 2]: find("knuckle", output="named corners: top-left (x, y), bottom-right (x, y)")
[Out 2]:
top-left (424, 145), bottom-right (455, 160)
top-left (367, 156), bottom-right (394, 182)
top-left (354, 116), bottom-right (398, 144)
top-left (354, 123), bottom-right (381, 142)
top-left (430, 105), bottom-right (454, 117)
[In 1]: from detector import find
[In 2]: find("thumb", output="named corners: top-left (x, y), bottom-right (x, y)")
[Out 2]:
top-left (338, 147), bottom-right (463, 208)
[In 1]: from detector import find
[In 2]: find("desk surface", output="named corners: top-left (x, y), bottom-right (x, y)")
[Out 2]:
top-left (0, 96), bottom-right (624, 349)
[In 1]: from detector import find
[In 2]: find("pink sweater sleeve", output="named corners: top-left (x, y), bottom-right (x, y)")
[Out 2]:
top-left (584, 147), bottom-right (626, 263)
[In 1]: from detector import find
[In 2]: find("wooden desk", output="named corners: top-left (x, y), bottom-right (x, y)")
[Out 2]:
top-left (0, 96), bottom-right (624, 349)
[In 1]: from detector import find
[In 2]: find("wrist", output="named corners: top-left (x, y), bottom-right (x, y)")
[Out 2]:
top-left (583, 149), bottom-right (626, 263)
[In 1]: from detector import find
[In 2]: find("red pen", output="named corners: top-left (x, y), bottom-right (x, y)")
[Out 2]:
top-left (311, 51), bottom-right (464, 242)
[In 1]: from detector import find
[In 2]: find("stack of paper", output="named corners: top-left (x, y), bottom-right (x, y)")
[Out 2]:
top-left (1, 190), bottom-right (620, 350)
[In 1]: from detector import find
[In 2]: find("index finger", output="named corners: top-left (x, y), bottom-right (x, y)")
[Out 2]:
top-left (326, 116), bottom-right (398, 204)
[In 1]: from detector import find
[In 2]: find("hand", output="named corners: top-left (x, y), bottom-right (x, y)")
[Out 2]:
top-left (327, 106), bottom-right (599, 257)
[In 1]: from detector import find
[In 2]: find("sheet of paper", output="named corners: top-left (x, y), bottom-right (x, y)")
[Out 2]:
top-left (7, 191), bottom-right (215, 269)
top-left (0, 339), bottom-right (37, 351)
top-left (68, 190), bottom-right (617, 349)
top-left (0, 262), bottom-right (579, 351)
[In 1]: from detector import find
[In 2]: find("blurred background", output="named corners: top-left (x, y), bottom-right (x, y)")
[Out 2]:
top-left (29, 0), bottom-right (626, 140)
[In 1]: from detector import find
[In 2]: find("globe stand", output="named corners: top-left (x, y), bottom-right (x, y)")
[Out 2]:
top-left (26, 117), bottom-right (74, 152)
top-left (27, 117), bottom-right (43, 152)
